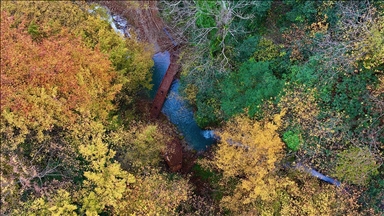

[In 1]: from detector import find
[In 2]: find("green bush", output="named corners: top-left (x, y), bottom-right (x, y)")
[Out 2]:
top-left (334, 147), bottom-right (379, 186)
top-left (283, 130), bottom-right (302, 151)
top-left (220, 60), bottom-right (283, 119)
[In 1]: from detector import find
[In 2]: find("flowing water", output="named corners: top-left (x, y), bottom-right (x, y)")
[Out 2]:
top-left (104, 7), bottom-right (342, 185)
top-left (99, 7), bottom-right (215, 151)
top-left (151, 52), bottom-right (215, 151)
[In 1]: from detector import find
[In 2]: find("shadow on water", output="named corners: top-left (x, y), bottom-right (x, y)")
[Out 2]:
top-left (102, 7), bottom-right (215, 151)
top-left (150, 51), bottom-right (170, 98)
top-left (151, 52), bottom-right (215, 151)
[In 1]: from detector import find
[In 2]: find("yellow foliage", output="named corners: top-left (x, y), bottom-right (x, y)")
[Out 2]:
top-left (208, 110), bottom-right (362, 215)
top-left (78, 132), bottom-right (135, 215)
top-left (17, 190), bottom-right (77, 216)
top-left (212, 111), bottom-right (287, 212)
top-left (353, 15), bottom-right (384, 70)
top-left (279, 173), bottom-right (363, 216)
top-left (183, 84), bottom-right (199, 105)
top-left (253, 37), bottom-right (285, 61)
top-left (117, 170), bottom-right (191, 215)
top-left (109, 123), bottom-right (167, 171)
top-left (279, 84), bottom-right (319, 130)
top-left (334, 146), bottom-right (379, 186)
top-left (309, 14), bottom-right (329, 37)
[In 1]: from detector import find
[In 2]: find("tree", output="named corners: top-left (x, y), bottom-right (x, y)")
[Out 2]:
top-left (13, 189), bottom-right (77, 216)
top-left (278, 171), bottom-right (369, 216)
top-left (119, 170), bottom-right (190, 215)
top-left (206, 112), bottom-right (286, 213)
top-left (1, 2), bottom-right (190, 215)
top-left (334, 147), bottom-right (379, 186)
top-left (1, 1), bottom-right (154, 122)
top-left (160, 0), bottom-right (272, 70)
top-left (0, 11), bottom-right (121, 213)
top-left (220, 60), bottom-right (282, 119)
top-left (1, 10), bottom-right (120, 130)
top-left (109, 123), bottom-right (167, 172)
top-left (203, 111), bottom-right (372, 214)
top-left (78, 133), bottom-right (135, 215)
top-left (253, 37), bottom-right (285, 62)
top-left (203, 109), bottom-right (371, 215)
top-left (311, 1), bottom-right (383, 71)
top-left (279, 61), bottom-right (382, 175)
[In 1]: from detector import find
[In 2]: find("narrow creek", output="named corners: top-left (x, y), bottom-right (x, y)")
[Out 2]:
top-left (103, 7), bottom-right (215, 151)
top-left (151, 52), bottom-right (216, 151)
top-left (104, 4), bottom-right (342, 186)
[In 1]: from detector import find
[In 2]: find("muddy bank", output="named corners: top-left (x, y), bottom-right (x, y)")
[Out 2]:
top-left (96, 1), bottom-right (197, 172)
top-left (96, 1), bottom-right (176, 53)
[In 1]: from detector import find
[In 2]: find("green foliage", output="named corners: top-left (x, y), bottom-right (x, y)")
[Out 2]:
top-left (316, 68), bottom-right (378, 131)
top-left (71, 4), bottom-right (154, 96)
top-left (334, 147), bottom-right (379, 186)
top-left (220, 60), bottom-right (283, 118)
top-left (253, 37), bottom-right (285, 62)
top-left (195, 1), bottom-right (217, 29)
top-left (178, 55), bottom-right (224, 128)
top-left (288, 56), bottom-right (319, 86)
top-left (283, 130), bottom-right (302, 151)
top-left (110, 124), bottom-right (166, 171)
top-left (333, 72), bottom-right (375, 121)
top-left (234, 1), bottom-right (272, 33)
top-left (192, 164), bottom-right (228, 202)
top-left (16, 190), bottom-right (77, 216)
top-left (195, 90), bottom-right (222, 128)
top-left (249, 1), bottom-right (273, 18)
top-left (27, 21), bottom-right (40, 40)
top-left (284, 0), bottom-right (318, 23)
top-left (234, 35), bottom-right (260, 63)
top-left (192, 164), bottom-right (215, 181)
top-left (360, 175), bottom-right (384, 213)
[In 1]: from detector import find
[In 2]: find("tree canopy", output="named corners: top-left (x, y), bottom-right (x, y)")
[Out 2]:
top-left (1, 0), bottom-right (383, 215)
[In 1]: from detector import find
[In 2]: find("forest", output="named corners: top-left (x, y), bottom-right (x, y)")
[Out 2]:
top-left (0, 1), bottom-right (383, 215)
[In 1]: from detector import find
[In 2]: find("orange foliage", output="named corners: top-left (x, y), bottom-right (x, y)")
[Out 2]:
top-left (1, 12), bottom-right (121, 127)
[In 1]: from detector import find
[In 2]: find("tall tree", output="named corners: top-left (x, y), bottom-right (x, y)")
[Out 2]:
top-left (205, 112), bottom-right (286, 213)
top-left (220, 60), bottom-right (282, 119)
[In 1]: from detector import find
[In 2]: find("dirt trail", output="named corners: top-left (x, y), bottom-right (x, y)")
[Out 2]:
top-left (99, 1), bottom-right (175, 53)
top-left (98, 1), bottom-right (187, 172)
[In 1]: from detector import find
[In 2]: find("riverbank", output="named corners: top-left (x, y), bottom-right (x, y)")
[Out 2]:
top-left (97, 0), bottom-right (198, 172)
top-left (97, 1), bottom-right (174, 53)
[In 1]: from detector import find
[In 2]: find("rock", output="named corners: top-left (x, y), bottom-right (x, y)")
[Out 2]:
top-left (164, 139), bottom-right (183, 172)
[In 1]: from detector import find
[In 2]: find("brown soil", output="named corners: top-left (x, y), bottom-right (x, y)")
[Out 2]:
top-left (97, 0), bottom-right (176, 53)
top-left (163, 139), bottom-right (183, 172)
top-left (96, 1), bottom-right (196, 173)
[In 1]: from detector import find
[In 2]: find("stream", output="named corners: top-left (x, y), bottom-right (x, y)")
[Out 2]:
top-left (151, 52), bottom-right (216, 151)
top-left (100, 8), bottom-right (215, 151)
top-left (104, 5), bottom-right (342, 186)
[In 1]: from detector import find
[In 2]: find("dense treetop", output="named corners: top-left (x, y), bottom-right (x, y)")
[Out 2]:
top-left (1, 1), bottom-right (383, 215)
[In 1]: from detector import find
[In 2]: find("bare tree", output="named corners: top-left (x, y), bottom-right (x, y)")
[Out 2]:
top-left (159, 0), bottom-right (271, 71)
